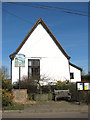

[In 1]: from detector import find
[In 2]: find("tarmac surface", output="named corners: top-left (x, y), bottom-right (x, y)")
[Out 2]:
top-left (2, 111), bottom-right (88, 118)
top-left (2, 101), bottom-right (89, 119)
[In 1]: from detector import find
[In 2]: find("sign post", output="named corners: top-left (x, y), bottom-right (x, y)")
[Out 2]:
top-left (19, 65), bottom-right (21, 89)
top-left (15, 54), bottom-right (25, 89)
top-left (13, 55), bottom-right (27, 103)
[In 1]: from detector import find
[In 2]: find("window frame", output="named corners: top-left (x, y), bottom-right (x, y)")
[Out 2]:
top-left (28, 59), bottom-right (40, 80)
top-left (70, 72), bottom-right (74, 79)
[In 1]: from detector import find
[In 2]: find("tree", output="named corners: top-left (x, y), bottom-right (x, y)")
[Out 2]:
top-left (0, 66), bottom-right (9, 80)
top-left (0, 66), bottom-right (12, 91)
top-left (0, 66), bottom-right (12, 106)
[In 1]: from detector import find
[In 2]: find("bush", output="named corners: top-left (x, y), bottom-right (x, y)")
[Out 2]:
top-left (28, 93), bottom-right (34, 100)
top-left (13, 76), bottom-right (38, 94)
top-left (2, 78), bottom-right (13, 107)
top-left (56, 81), bottom-right (69, 90)
top-left (55, 81), bottom-right (88, 103)
top-left (67, 83), bottom-right (88, 102)
top-left (67, 82), bottom-right (79, 101)
top-left (2, 89), bottom-right (13, 106)
top-left (2, 79), bottom-right (12, 92)
top-left (42, 85), bottom-right (51, 93)
top-left (81, 74), bottom-right (90, 82)
top-left (0, 66), bottom-right (13, 106)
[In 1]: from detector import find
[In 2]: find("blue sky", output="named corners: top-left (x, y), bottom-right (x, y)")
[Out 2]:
top-left (2, 2), bottom-right (88, 76)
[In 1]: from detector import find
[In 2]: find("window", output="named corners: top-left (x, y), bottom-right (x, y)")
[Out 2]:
top-left (28, 59), bottom-right (40, 79)
top-left (70, 73), bottom-right (74, 79)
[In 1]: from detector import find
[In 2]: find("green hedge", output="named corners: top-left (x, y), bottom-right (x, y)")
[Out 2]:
top-left (55, 81), bottom-right (88, 103)
top-left (33, 93), bottom-right (53, 101)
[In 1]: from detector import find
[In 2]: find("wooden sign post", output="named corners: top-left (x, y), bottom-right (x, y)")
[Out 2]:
top-left (15, 54), bottom-right (25, 89)
top-left (13, 54), bottom-right (27, 103)
top-left (19, 64), bottom-right (21, 89)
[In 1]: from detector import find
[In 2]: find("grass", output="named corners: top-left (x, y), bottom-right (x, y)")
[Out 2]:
top-left (3, 103), bottom-right (24, 110)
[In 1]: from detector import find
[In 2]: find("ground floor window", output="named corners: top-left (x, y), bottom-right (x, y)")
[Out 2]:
top-left (28, 59), bottom-right (40, 80)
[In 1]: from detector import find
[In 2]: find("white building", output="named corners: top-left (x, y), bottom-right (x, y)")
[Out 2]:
top-left (9, 18), bottom-right (82, 85)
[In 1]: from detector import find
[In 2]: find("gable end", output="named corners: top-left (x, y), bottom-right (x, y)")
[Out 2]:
top-left (9, 18), bottom-right (70, 60)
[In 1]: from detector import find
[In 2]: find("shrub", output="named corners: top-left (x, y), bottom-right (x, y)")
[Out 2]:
top-left (81, 74), bottom-right (90, 82)
top-left (42, 85), bottom-right (51, 93)
top-left (0, 66), bottom-right (13, 106)
top-left (67, 82), bottom-right (79, 101)
top-left (56, 80), bottom-right (69, 90)
top-left (13, 76), bottom-right (38, 94)
top-left (2, 78), bottom-right (13, 106)
top-left (55, 81), bottom-right (88, 103)
top-left (2, 89), bottom-right (13, 106)
top-left (2, 79), bottom-right (12, 92)
top-left (67, 82), bottom-right (88, 102)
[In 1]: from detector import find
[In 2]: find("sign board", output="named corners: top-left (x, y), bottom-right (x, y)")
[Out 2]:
top-left (76, 81), bottom-right (90, 91)
top-left (77, 83), bottom-right (83, 91)
top-left (84, 83), bottom-right (90, 90)
top-left (15, 54), bottom-right (25, 67)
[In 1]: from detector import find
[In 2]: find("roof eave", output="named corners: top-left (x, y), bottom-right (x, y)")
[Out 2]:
top-left (69, 62), bottom-right (82, 71)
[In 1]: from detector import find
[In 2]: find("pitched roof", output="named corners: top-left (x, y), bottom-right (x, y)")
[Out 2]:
top-left (9, 18), bottom-right (71, 60)
top-left (69, 62), bottom-right (82, 71)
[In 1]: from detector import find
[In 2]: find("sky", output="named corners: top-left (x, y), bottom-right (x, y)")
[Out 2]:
top-left (2, 2), bottom-right (88, 76)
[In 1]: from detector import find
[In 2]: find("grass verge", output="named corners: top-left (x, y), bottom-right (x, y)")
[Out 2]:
top-left (3, 103), bottom-right (24, 110)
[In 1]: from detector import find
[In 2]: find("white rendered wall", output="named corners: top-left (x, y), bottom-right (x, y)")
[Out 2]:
top-left (12, 24), bottom-right (70, 84)
top-left (70, 65), bottom-right (81, 82)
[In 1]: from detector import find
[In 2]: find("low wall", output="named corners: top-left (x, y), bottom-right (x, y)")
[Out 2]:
top-left (12, 89), bottom-right (27, 103)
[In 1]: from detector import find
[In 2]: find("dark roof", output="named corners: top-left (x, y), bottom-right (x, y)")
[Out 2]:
top-left (9, 18), bottom-right (71, 60)
top-left (69, 62), bottom-right (82, 71)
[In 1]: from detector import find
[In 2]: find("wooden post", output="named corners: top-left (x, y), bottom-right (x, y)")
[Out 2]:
top-left (78, 91), bottom-right (80, 105)
top-left (88, 91), bottom-right (90, 105)
top-left (19, 66), bottom-right (21, 89)
top-left (87, 91), bottom-right (88, 105)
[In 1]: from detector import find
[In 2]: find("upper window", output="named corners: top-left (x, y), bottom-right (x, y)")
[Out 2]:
top-left (70, 73), bottom-right (74, 79)
top-left (28, 59), bottom-right (40, 80)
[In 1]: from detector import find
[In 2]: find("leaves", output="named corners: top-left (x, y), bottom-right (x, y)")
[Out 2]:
top-left (2, 89), bottom-right (13, 106)
top-left (0, 66), bottom-right (13, 106)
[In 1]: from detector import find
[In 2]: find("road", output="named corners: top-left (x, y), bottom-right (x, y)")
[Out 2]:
top-left (2, 111), bottom-right (88, 118)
